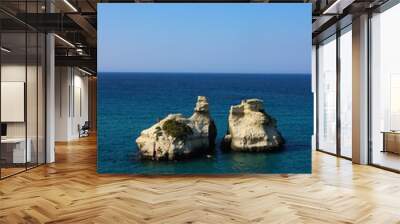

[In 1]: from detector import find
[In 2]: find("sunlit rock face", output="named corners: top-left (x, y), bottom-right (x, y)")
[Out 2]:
top-left (136, 96), bottom-right (217, 160)
top-left (223, 99), bottom-right (284, 152)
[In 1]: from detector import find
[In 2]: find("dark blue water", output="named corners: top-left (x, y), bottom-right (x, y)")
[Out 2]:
top-left (98, 73), bottom-right (312, 174)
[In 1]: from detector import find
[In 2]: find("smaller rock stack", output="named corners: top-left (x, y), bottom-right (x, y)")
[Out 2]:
top-left (222, 99), bottom-right (284, 152)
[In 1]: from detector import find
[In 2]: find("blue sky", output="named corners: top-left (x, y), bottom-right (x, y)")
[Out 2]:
top-left (98, 4), bottom-right (311, 74)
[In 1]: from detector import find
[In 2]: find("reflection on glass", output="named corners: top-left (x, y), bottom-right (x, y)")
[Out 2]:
top-left (318, 35), bottom-right (337, 154)
top-left (371, 3), bottom-right (400, 171)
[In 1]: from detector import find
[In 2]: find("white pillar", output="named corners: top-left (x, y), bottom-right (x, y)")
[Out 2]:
top-left (352, 14), bottom-right (369, 164)
top-left (312, 45), bottom-right (317, 150)
top-left (46, 32), bottom-right (55, 163)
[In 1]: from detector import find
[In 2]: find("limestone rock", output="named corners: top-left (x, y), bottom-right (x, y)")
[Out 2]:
top-left (136, 96), bottom-right (217, 160)
top-left (223, 99), bottom-right (284, 151)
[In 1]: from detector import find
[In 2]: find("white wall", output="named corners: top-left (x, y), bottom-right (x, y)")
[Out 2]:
top-left (55, 67), bottom-right (89, 141)
top-left (1, 82), bottom-right (25, 122)
top-left (72, 72), bottom-right (89, 138)
top-left (1, 65), bottom-right (26, 137)
top-left (1, 65), bottom-right (38, 138)
top-left (1, 63), bottom-right (46, 164)
top-left (55, 66), bottom-right (70, 141)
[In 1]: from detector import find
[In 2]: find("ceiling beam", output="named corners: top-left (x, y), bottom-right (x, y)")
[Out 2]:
top-left (55, 55), bottom-right (96, 70)
top-left (67, 13), bottom-right (97, 41)
top-left (323, 0), bottom-right (356, 14)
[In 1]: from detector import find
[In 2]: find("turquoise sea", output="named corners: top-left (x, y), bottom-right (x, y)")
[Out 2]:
top-left (97, 73), bottom-right (312, 174)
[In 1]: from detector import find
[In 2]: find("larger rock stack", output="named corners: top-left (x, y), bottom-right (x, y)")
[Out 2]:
top-left (136, 96), bottom-right (217, 160)
top-left (223, 99), bottom-right (284, 151)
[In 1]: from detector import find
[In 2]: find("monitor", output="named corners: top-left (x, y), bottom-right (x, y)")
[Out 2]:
top-left (1, 123), bottom-right (7, 137)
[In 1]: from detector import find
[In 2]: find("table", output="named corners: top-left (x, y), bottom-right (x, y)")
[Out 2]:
top-left (1, 138), bottom-right (32, 163)
top-left (381, 131), bottom-right (400, 154)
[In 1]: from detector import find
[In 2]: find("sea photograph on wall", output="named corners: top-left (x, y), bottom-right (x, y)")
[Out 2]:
top-left (97, 3), bottom-right (312, 174)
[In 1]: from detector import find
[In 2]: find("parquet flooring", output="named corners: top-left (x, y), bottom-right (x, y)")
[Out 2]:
top-left (1, 135), bottom-right (400, 223)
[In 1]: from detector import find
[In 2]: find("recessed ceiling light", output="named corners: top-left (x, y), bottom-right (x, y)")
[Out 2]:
top-left (54, 34), bottom-right (75, 48)
top-left (63, 0), bottom-right (78, 12)
top-left (78, 67), bottom-right (93, 76)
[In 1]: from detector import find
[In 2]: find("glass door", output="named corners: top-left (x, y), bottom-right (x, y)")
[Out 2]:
top-left (317, 35), bottom-right (337, 154)
top-left (0, 1), bottom-right (46, 179)
top-left (339, 26), bottom-right (352, 158)
top-left (370, 3), bottom-right (400, 171)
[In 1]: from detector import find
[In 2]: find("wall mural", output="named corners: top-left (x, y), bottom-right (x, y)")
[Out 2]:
top-left (97, 3), bottom-right (312, 174)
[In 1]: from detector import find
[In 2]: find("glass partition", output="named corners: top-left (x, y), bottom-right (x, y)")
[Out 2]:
top-left (370, 3), bottom-right (400, 171)
top-left (1, 31), bottom-right (28, 177)
top-left (0, 2), bottom-right (46, 179)
top-left (317, 35), bottom-right (337, 154)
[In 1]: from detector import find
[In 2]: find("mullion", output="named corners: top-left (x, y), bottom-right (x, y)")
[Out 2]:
top-left (36, 0), bottom-right (39, 168)
top-left (0, 24), bottom-right (2, 179)
top-left (336, 28), bottom-right (341, 157)
top-left (25, 0), bottom-right (28, 171)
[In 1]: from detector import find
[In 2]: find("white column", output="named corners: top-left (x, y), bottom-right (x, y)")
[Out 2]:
top-left (352, 14), bottom-right (369, 164)
top-left (312, 45), bottom-right (317, 150)
top-left (46, 32), bottom-right (55, 163)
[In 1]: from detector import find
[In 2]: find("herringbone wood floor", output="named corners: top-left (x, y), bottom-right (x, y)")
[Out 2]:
top-left (1, 135), bottom-right (400, 224)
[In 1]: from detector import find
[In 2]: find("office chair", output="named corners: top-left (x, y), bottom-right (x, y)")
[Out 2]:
top-left (79, 121), bottom-right (90, 138)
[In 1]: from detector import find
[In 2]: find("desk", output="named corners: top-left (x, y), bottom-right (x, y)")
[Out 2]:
top-left (382, 131), bottom-right (400, 154)
top-left (1, 138), bottom-right (31, 163)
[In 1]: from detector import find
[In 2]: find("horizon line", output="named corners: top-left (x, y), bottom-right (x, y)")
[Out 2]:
top-left (98, 71), bottom-right (311, 75)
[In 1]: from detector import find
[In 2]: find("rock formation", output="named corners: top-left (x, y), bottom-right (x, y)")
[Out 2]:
top-left (136, 96), bottom-right (217, 160)
top-left (222, 99), bottom-right (284, 151)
